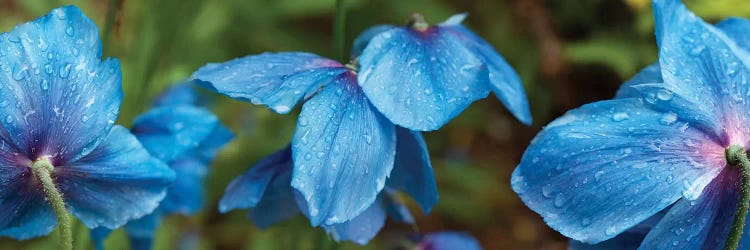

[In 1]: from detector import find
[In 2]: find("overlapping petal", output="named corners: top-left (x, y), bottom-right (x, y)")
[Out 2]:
top-left (292, 72), bottom-right (396, 226)
top-left (351, 25), bottom-right (395, 58)
top-left (0, 6), bottom-right (122, 163)
top-left (387, 127), bottom-right (438, 212)
top-left (0, 179), bottom-right (55, 240)
top-left (192, 52), bottom-right (347, 114)
top-left (131, 106), bottom-right (220, 163)
top-left (324, 198), bottom-right (387, 246)
top-left (57, 126), bottom-right (175, 229)
top-left (512, 98), bottom-right (724, 243)
top-left (158, 158), bottom-right (207, 214)
top-left (219, 145), bottom-right (292, 213)
top-left (358, 25), bottom-right (491, 131)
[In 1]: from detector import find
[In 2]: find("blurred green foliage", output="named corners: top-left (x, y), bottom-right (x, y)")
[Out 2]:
top-left (0, 0), bottom-right (749, 249)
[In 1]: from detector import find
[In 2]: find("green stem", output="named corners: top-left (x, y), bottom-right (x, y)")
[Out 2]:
top-left (333, 0), bottom-right (346, 62)
top-left (31, 159), bottom-right (72, 250)
top-left (725, 145), bottom-right (750, 250)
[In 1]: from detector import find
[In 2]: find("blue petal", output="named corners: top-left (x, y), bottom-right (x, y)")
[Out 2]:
top-left (191, 123), bottom-right (233, 165)
top-left (653, 0), bottom-right (750, 141)
top-left (153, 81), bottom-right (204, 107)
top-left (511, 98), bottom-right (724, 243)
top-left (292, 73), bottom-right (396, 226)
top-left (350, 25), bottom-right (395, 58)
top-left (387, 127), bottom-right (438, 213)
top-left (358, 27), bottom-right (491, 131)
top-left (382, 189), bottom-right (415, 224)
top-left (124, 212), bottom-right (160, 250)
top-left (219, 145), bottom-right (292, 213)
top-left (159, 158), bottom-right (207, 214)
top-left (132, 106), bottom-right (221, 163)
top-left (440, 19), bottom-right (532, 125)
top-left (418, 231), bottom-right (482, 250)
top-left (639, 168), bottom-right (738, 249)
top-left (192, 52), bottom-right (347, 114)
top-left (614, 64), bottom-right (661, 99)
top-left (717, 17), bottom-right (750, 52)
top-left (323, 198), bottom-right (386, 245)
top-left (57, 125), bottom-right (175, 229)
top-left (568, 211), bottom-right (663, 250)
top-left (90, 227), bottom-right (111, 250)
top-left (0, 6), bottom-right (122, 163)
top-left (247, 149), bottom-right (300, 229)
top-left (0, 178), bottom-right (55, 240)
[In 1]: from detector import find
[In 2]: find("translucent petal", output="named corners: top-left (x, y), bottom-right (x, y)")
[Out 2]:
top-left (387, 127), bottom-right (438, 212)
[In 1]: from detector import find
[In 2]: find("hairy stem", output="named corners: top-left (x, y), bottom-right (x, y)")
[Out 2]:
top-left (333, 0), bottom-right (346, 62)
top-left (725, 145), bottom-right (750, 250)
top-left (31, 159), bottom-right (72, 250)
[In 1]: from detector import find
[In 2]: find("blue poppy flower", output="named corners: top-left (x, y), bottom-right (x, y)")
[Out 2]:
top-left (354, 13), bottom-right (531, 130)
top-left (192, 46), bottom-right (439, 226)
top-left (416, 231), bottom-right (482, 250)
top-left (218, 128), bottom-right (436, 245)
top-left (512, 0), bottom-right (750, 248)
top-left (0, 5), bottom-right (175, 240)
top-left (91, 82), bottom-right (233, 249)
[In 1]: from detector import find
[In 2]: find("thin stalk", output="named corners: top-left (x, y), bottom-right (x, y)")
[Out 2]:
top-left (31, 159), bottom-right (72, 250)
top-left (333, 0), bottom-right (346, 62)
top-left (725, 145), bottom-right (750, 250)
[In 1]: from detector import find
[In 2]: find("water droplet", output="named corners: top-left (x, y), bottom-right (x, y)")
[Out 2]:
top-left (581, 217), bottom-right (591, 226)
top-left (612, 112), bottom-right (629, 121)
top-left (553, 193), bottom-right (567, 208)
top-left (660, 112), bottom-right (677, 125)
top-left (542, 184), bottom-right (554, 198)
top-left (59, 63), bottom-right (72, 78)
top-left (304, 153), bottom-right (312, 160)
top-left (656, 89), bottom-right (673, 101)
top-left (41, 79), bottom-right (49, 90)
top-left (65, 26), bottom-right (75, 37)
top-left (594, 171), bottom-right (605, 182)
top-left (605, 226), bottom-right (617, 236)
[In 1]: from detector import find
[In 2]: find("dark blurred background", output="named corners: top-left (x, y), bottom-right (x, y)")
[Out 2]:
top-left (0, 0), bottom-right (748, 249)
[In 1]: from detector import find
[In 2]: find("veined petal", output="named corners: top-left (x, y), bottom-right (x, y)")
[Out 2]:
top-left (639, 168), bottom-right (738, 249)
top-left (219, 145), bottom-right (292, 213)
top-left (350, 25), bottom-right (396, 58)
top-left (131, 106), bottom-right (220, 163)
top-left (387, 127), bottom-right (438, 213)
top-left (292, 73), bottom-right (396, 226)
top-left (418, 232), bottom-right (482, 250)
top-left (159, 158), bottom-right (207, 214)
top-left (57, 126), bottom-right (175, 229)
top-left (653, 0), bottom-right (750, 142)
top-left (245, 147), bottom-right (300, 229)
top-left (511, 98), bottom-right (724, 243)
top-left (717, 17), bottom-right (750, 52)
top-left (192, 52), bottom-right (347, 114)
top-left (441, 22), bottom-right (532, 125)
top-left (0, 179), bottom-right (55, 240)
top-left (0, 6), bottom-right (122, 163)
top-left (358, 27), bottom-right (491, 131)
top-left (568, 211), bottom-right (663, 250)
top-left (323, 198), bottom-right (387, 246)
top-left (614, 64), bottom-right (662, 99)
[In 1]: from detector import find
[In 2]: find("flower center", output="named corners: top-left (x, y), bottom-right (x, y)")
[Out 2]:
top-left (407, 13), bottom-right (430, 31)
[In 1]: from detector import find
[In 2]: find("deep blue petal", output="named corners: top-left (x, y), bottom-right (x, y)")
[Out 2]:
top-left (192, 52), bottom-right (347, 114)
top-left (132, 106), bottom-right (220, 163)
top-left (292, 72), bottom-right (396, 226)
top-left (358, 26), bottom-right (491, 131)
top-left (418, 231), bottom-right (482, 250)
top-left (387, 127), bottom-right (438, 213)
top-left (219, 145), bottom-right (292, 213)
top-left (323, 198), bottom-right (386, 245)
top-left (639, 169), bottom-right (738, 249)
top-left (247, 148), bottom-right (300, 229)
top-left (159, 158), bottom-right (207, 214)
top-left (90, 227), bottom-right (112, 250)
top-left (124, 212), bottom-right (160, 250)
top-left (350, 25), bottom-right (396, 58)
top-left (0, 178), bottom-right (55, 240)
top-left (382, 189), bottom-right (415, 224)
top-left (440, 17), bottom-right (532, 125)
top-left (717, 17), bottom-right (750, 52)
top-left (614, 63), bottom-right (661, 99)
top-left (57, 126), bottom-right (175, 229)
top-left (652, 0), bottom-right (750, 142)
top-left (512, 98), bottom-right (724, 243)
top-left (0, 6), bottom-right (122, 163)
top-left (153, 81), bottom-right (204, 107)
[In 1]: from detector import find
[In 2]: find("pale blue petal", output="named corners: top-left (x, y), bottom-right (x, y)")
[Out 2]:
top-left (192, 52), bottom-right (347, 114)
top-left (441, 24), bottom-right (531, 125)
top-left (653, 0), bottom-right (750, 141)
top-left (614, 64), bottom-right (661, 99)
top-left (350, 25), bottom-right (395, 58)
top-left (292, 73), bottom-right (396, 225)
top-left (387, 127), bottom-right (438, 213)
top-left (418, 232), bottom-right (482, 250)
top-left (511, 98), bottom-right (724, 243)
top-left (132, 106), bottom-right (220, 163)
top-left (639, 169), bottom-right (738, 249)
top-left (57, 126), bottom-right (175, 229)
top-left (159, 158), bottom-right (207, 214)
top-left (358, 27), bottom-right (491, 131)
top-left (439, 13), bottom-right (468, 26)
top-left (0, 6), bottom-right (122, 163)
top-left (219, 145), bottom-right (291, 213)
top-left (717, 17), bottom-right (750, 52)
top-left (324, 199), bottom-right (386, 245)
